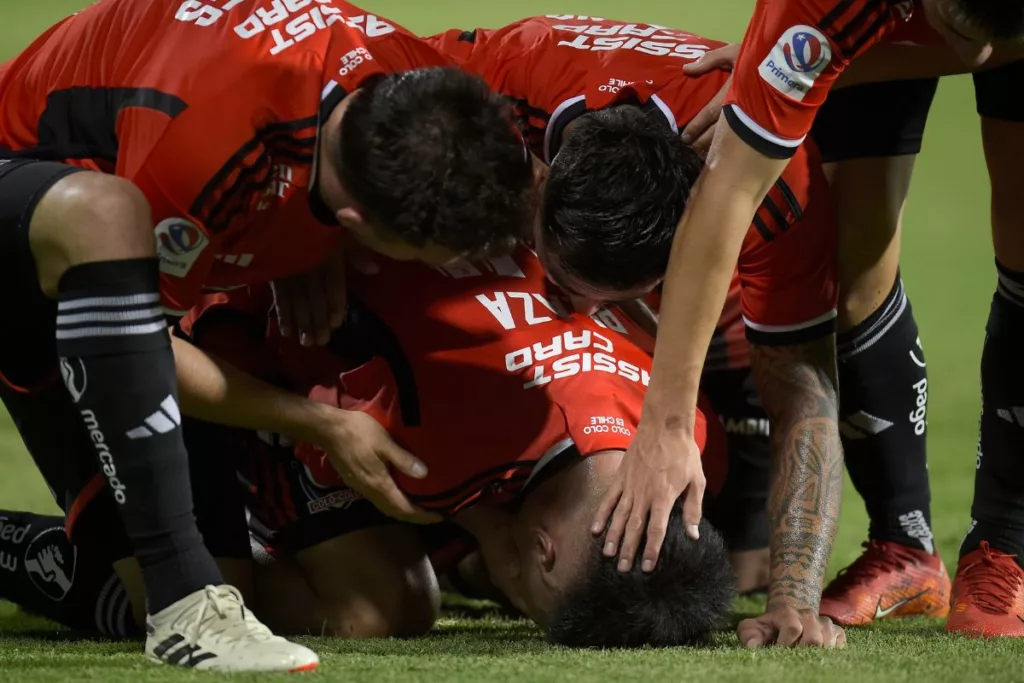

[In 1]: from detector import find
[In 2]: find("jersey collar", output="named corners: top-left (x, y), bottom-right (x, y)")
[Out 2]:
top-left (308, 80), bottom-right (349, 226)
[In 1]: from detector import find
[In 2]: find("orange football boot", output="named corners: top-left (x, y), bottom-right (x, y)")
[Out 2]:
top-left (946, 542), bottom-right (1024, 638)
top-left (819, 540), bottom-right (951, 626)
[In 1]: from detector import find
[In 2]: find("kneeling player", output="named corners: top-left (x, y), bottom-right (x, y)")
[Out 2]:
top-left (1, 247), bottom-right (740, 647)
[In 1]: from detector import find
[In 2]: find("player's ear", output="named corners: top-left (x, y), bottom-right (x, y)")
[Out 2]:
top-left (336, 206), bottom-right (368, 232)
top-left (533, 529), bottom-right (556, 573)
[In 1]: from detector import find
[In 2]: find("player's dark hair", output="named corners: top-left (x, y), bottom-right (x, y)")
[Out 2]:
top-left (338, 68), bottom-right (535, 255)
top-left (948, 0), bottom-right (1024, 41)
top-left (547, 513), bottom-right (735, 648)
top-left (541, 105), bottom-right (703, 292)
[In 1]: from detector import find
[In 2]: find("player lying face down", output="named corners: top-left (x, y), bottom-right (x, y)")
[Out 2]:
top-left (178, 246), bottom-right (738, 647)
top-left (431, 17), bottom-right (845, 647)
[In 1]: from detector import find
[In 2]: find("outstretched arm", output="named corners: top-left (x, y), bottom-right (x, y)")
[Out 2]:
top-left (738, 335), bottom-right (845, 647)
top-left (595, 122), bottom-right (789, 571)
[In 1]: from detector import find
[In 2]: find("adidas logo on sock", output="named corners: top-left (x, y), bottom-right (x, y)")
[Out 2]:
top-left (839, 411), bottom-right (894, 439)
top-left (126, 396), bottom-right (181, 439)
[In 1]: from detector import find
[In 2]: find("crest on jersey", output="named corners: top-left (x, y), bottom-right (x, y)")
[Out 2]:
top-left (758, 25), bottom-right (832, 101)
top-left (154, 218), bottom-right (208, 278)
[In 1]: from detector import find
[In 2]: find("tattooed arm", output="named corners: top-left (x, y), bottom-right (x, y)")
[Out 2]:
top-left (736, 334), bottom-right (846, 648)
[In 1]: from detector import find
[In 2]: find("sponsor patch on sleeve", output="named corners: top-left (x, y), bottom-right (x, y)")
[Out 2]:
top-left (757, 25), bottom-right (832, 101)
top-left (154, 218), bottom-right (209, 278)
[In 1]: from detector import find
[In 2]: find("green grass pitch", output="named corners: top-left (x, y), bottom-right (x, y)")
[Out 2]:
top-left (2, 1), bottom-right (1022, 680)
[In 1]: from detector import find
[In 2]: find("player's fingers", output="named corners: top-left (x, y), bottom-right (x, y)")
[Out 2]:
top-left (380, 440), bottom-right (429, 479)
top-left (776, 614), bottom-right (804, 647)
top-left (602, 494), bottom-right (633, 559)
top-left (692, 126), bottom-right (718, 158)
top-left (324, 254), bottom-right (348, 330)
top-left (287, 281), bottom-right (314, 348)
top-left (592, 478), bottom-right (623, 535)
top-left (271, 280), bottom-right (297, 338)
top-left (681, 484), bottom-right (703, 541)
top-left (303, 270), bottom-right (332, 347)
top-left (737, 618), bottom-right (769, 649)
top-left (680, 106), bottom-right (717, 145)
top-left (617, 505), bottom-right (649, 572)
top-left (371, 478), bottom-right (442, 523)
top-left (640, 499), bottom-right (672, 572)
top-left (682, 44), bottom-right (739, 75)
top-left (797, 617), bottom-right (825, 647)
top-left (834, 625), bottom-right (847, 649)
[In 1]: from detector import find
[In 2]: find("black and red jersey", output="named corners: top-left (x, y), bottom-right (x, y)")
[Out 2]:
top-left (0, 0), bottom-right (448, 314)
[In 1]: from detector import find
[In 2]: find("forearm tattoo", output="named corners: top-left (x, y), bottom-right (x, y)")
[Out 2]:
top-left (751, 335), bottom-right (843, 612)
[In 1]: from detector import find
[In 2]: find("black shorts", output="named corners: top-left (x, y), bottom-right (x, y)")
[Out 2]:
top-left (811, 79), bottom-right (939, 163)
top-left (203, 422), bottom-right (394, 556)
top-left (0, 158), bottom-right (86, 389)
top-left (974, 59), bottom-right (1024, 122)
top-left (700, 368), bottom-right (770, 552)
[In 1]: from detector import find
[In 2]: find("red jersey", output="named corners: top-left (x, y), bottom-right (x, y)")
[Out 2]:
top-left (0, 0), bottom-right (447, 315)
top-left (723, 0), bottom-right (923, 158)
top-left (431, 16), bottom-right (838, 356)
top-left (184, 248), bottom-right (727, 515)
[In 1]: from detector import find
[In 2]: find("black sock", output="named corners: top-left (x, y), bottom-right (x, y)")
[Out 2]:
top-left (0, 510), bottom-right (139, 638)
top-left (56, 258), bottom-right (221, 613)
top-left (962, 262), bottom-right (1024, 567)
top-left (838, 275), bottom-right (935, 553)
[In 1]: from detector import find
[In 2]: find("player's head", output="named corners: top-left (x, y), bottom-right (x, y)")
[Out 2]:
top-left (535, 105), bottom-right (703, 315)
top-left (479, 450), bottom-right (734, 647)
top-left (322, 68), bottom-right (536, 265)
top-left (921, 0), bottom-right (1024, 66)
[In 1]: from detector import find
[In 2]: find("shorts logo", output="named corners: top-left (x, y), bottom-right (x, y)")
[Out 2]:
top-left (154, 218), bottom-right (208, 278)
top-left (24, 527), bottom-right (76, 601)
top-left (60, 357), bottom-right (87, 403)
top-left (758, 25), bottom-right (832, 102)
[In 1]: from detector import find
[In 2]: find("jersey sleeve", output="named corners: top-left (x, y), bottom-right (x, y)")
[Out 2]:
top-left (123, 57), bottom-right (322, 316)
top-left (723, 0), bottom-right (901, 158)
top-left (737, 144), bottom-right (838, 344)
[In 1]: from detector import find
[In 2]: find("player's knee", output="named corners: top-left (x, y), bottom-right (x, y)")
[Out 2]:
top-left (323, 566), bottom-right (440, 639)
top-left (30, 173), bottom-right (155, 294)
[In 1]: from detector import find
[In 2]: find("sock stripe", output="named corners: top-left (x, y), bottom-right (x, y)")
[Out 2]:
top-left (839, 280), bottom-right (907, 359)
top-left (57, 293), bottom-right (161, 312)
top-left (56, 320), bottom-right (167, 340)
top-left (95, 573), bottom-right (120, 636)
top-left (57, 307), bottom-right (164, 326)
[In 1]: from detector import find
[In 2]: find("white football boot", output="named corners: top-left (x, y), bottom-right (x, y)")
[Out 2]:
top-left (145, 585), bottom-right (319, 672)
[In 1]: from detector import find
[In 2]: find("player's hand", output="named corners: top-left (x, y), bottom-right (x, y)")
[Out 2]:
top-left (680, 44), bottom-right (739, 155)
top-left (592, 425), bottom-right (704, 573)
top-left (271, 248), bottom-right (379, 347)
top-left (320, 410), bottom-right (441, 524)
top-left (737, 606), bottom-right (847, 649)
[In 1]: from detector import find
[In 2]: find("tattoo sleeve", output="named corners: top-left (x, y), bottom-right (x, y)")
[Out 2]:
top-left (750, 334), bottom-right (843, 612)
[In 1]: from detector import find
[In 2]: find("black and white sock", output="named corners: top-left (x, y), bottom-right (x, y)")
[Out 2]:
top-left (962, 262), bottom-right (1024, 567)
top-left (55, 258), bottom-right (221, 613)
top-left (0, 510), bottom-right (138, 638)
top-left (838, 275), bottom-right (935, 553)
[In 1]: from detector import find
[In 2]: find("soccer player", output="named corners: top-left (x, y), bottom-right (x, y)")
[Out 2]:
top-left (678, 27), bottom-right (1024, 634)
top-left (431, 15), bottom-right (845, 646)
top-left (0, 0), bottom-right (534, 669)
top-left (565, 0), bottom-right (1024, 647)
top-left (805, 65), bottom-right (1024, 635)
top-left (1, 246), bottom-right (748, 647)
